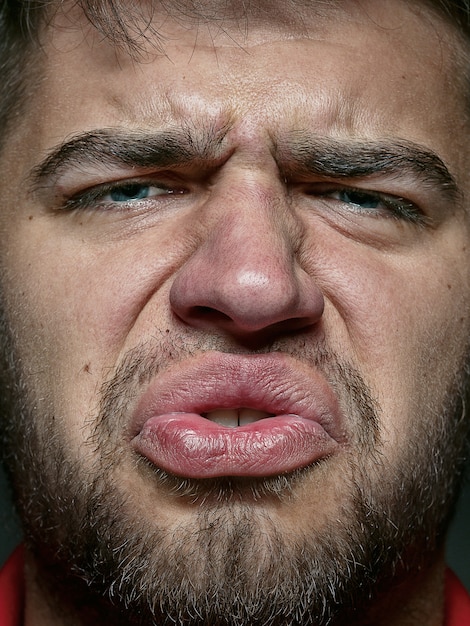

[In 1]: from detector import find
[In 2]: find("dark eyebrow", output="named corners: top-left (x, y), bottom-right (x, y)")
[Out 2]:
top-left (30, 128), bottom-right (462, 206)
top-left (29, 127), bottom-right (228, 192)
top-left (281, 136), bottom-right (461, 203)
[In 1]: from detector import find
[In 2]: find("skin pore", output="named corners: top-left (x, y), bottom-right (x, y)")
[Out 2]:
top-left (1, 1), bottom-right (470, 625)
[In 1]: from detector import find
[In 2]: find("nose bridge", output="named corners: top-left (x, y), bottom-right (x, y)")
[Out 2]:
top-left (169, 162), bottom-right (324, 337)
top-left (210, 172), bottom-right (296, 281)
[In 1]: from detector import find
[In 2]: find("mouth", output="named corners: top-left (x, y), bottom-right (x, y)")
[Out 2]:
top-left (202, 408), bottom-right (273, 428)
top-left (131, 352), bottom-right (344, 480)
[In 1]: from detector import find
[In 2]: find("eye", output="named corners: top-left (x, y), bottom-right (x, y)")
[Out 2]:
top-left (62, 179), bottom-right (187, 212)
top-left (105, 183), bottom-right (170, 202)
top-left (311, 185), bottom-right (427, 225)
top-left (329, 189), bottom-right (383, 209)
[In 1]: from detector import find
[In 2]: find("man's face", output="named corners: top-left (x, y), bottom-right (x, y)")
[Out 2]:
top-left (1, 1), bottom-right (470, 624)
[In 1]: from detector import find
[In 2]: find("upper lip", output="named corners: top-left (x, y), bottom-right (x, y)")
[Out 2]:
top-left (129, 351), bottom-right (346, 442)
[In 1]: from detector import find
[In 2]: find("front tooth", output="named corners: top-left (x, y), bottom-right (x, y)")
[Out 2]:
top-left (205, 409), bottom-right (239, 428)
top-left (239, 409), bottom-right (271, 426)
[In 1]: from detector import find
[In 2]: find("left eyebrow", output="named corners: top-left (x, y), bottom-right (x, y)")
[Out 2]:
top-left (279, 136), bottom-right (462, 203)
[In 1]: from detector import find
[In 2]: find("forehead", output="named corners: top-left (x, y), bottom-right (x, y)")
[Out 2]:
top-left (8, 0), bottom-right (470, 190)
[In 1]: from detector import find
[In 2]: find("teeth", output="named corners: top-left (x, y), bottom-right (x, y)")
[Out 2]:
top-left (206, 409), bottom-right (239, 428)
top-left (204, 408), bottom-right (272, 428)
top-left (239, 408), bottom-right (270, 426)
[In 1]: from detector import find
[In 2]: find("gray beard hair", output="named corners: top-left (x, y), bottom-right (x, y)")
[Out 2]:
top-left (1, 332), bottom-right (470, 626)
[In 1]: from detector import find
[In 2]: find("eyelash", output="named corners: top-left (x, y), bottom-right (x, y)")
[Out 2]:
top-left (311, 185), bottom-right (428, 225)
top-left (61, 179), bottom-right (186, 212)
top-left (60, 178), bottom-right (428, 229)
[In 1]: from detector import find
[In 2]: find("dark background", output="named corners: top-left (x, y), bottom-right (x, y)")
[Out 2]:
top-left (1, 465), bottom-right (469, 588)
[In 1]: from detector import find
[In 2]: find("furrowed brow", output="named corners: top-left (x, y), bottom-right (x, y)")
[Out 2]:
top-left (283, 137), bottom-right (461, 202)
top-left (29, 128), bottom-right (227, 191)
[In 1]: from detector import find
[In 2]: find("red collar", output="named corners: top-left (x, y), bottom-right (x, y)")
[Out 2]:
top-left (446, 570), bottom-right (470, 626)
top-left (0, 546), bottom-right (24, 626)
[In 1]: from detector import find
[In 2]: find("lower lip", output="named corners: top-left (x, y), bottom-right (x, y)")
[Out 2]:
top-left (132, 413), bottom-right (338, 479)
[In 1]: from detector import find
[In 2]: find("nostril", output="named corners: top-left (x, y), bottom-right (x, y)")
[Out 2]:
top-left (181, 305), bottom-right (317, 337)
top-left (169, 239), bottom-right (325, 337)
top-left (189, 306), bottom-right (233, 324)
top-left (193, 306), bottom-right (218, 316)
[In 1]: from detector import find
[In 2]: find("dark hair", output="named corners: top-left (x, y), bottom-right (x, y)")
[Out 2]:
top-left (0, 0), bottom-right (470, 142)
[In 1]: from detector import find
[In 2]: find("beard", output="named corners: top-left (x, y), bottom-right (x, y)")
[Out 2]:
top-left (1, 328), bottom-right (469, 626)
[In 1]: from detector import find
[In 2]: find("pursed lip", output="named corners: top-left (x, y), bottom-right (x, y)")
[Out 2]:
top-left (130, 351), bottom-right (346, 479)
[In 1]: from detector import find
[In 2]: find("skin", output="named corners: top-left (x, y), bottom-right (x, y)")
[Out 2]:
top-left (1, 0), bottom-right (470, 624)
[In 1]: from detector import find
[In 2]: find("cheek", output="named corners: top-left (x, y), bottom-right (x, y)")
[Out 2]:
top-left (0, 232), bottom-right (166, 437)
top-left (319, 235), bottom-right (470, 445)
top-left (3, 220), bottom-right (176, 349)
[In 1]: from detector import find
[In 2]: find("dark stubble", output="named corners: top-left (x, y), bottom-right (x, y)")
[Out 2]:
top-left (1, 330), bottom-right (469, 626)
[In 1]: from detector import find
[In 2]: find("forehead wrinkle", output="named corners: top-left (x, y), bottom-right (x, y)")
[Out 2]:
top-left (46, 0), bottom-right (358, 66)
top-left (111, 0), bottom-right (345, 37)
top-left (48, 0), bottom-right (465, 54)
top-left (108, 82), bottom-right (236, 138)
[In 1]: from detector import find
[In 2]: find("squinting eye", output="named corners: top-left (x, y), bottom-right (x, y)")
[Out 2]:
top-left (331, 189), bottom-right (381, 209)
top-left (61, 179), bottom-right (187, 212)
top-left (313, 185), bottom-right (426, 225)
top-left (106, 183), bottom-right (169, 202)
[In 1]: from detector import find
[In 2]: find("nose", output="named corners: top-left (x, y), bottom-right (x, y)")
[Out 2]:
top-left (169, 177), bottom-right (324, 341)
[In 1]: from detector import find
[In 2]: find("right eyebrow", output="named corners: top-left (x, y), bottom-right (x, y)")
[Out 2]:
top-left (28, 127), bottom-right (230, 192)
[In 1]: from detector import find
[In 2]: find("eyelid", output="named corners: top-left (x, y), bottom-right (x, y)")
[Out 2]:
top-left (58, 175), bottom-right (189, 211)
top-left (304, 181), bottom-right (414, 207)
top-left (301, 182), bottom-right (431, 226)
top-left (322, 186), bottom-right (409, 206)
top-left (305, 180), bottom-right (403, 196)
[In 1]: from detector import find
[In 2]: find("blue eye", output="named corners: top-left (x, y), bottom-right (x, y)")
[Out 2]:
top-left (313, 185), bottom-right (426, 225)
top-left (334, 189), bottom-right (381, 209)
top-left (61, 179), bottom-right (188, 212)
top-left (108, 184), bottom-right (153, 202)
